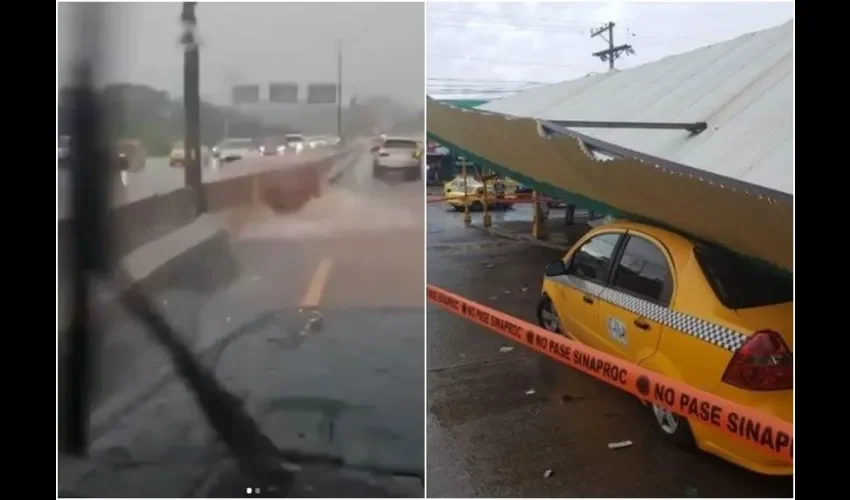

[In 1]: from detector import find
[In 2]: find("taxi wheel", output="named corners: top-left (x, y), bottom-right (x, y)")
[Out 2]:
top-left (536, 295), bottom-right (562, 334)
top-left (650, 403), bottom-right (694, 447)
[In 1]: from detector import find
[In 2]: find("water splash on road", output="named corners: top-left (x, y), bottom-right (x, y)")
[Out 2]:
top-left (235, 184), bottom-right (421, 241)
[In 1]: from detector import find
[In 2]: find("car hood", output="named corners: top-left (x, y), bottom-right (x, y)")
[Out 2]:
top-left (63, 307), bottom-right (424, 497)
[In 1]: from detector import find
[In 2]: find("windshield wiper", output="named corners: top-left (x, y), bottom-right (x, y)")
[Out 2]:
top-left (118, 284), bottom-right (424, 492)
top-left (118, 283), bottom-right (294, 488)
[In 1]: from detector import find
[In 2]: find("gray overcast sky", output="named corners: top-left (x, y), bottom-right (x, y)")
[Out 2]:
top-left (57, 1), bottom-right (424, 109)
top-left (427, 1), bottom-right (794, 98)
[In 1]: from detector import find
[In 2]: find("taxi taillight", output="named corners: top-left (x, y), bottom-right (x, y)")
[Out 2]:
top-left (721, 330), bottom-right (792, 391)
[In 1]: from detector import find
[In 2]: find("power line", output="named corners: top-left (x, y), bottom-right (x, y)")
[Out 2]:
top-left (590, 22), bottom-right (634, 70)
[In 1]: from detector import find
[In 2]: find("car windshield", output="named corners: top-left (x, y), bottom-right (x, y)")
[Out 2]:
top-left (57, 1), bottom-right (424, 497)
top-left (694, 244), bottom-right (793, 309)
top-left (63, 304), bottom-right (425, 497)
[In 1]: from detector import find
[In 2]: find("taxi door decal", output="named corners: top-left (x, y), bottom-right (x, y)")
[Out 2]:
top-left (547, 274), bottom-right (748, 352)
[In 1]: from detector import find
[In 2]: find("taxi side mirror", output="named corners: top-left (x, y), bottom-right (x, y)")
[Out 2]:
top-left (544, 261), bottom-right (567, 277)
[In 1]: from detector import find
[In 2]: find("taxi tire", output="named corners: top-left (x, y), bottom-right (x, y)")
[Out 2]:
top-left (649, 403), bottom-right (695, 447)
top-left (536, 295), bottom-right (561, 334)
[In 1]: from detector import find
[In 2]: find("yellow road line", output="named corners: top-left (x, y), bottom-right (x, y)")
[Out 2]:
top-left (300, 258), bottom-right (334, 309)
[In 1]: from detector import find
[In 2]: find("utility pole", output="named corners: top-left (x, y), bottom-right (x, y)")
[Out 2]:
top-left (181, 2), bottom-right (206, 213)
top-left (223, 69), bottom-right (238, 141)
top-left (591, 22), bottom-right (634, 70)
top-left (336, 39), bottom-right (343, 141)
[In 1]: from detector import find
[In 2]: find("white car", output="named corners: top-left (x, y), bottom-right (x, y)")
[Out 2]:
top-left (372, 136), bottom-right (423, 182)
top-left (281, 134), bottom-right (306, 155)
top-left (307, 135), bottom-right (329, 149)
top-left (212, 138), bottom-right (257, 164)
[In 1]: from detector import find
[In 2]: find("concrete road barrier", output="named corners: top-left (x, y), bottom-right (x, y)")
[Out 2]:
top-left (57, 146), bottom-right (359, 332)
top-left (58, 147), bottom-right (355, 272)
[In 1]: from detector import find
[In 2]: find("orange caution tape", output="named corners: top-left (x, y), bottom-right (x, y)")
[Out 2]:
top-left (427, 284), bottom-right (793, 464)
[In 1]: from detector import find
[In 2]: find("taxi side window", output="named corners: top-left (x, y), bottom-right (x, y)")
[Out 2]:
top-left (611, 236), bottom-right (672, 304)
top-left (568, 233), bottom-right (621, 283)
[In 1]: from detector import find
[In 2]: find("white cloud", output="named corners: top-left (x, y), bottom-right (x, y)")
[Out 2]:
top-left (427, 1), bottom-right (794, 99)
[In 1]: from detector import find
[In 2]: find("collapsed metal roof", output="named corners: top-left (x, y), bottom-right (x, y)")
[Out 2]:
top-left (478, 20), bottom-right (793, 195)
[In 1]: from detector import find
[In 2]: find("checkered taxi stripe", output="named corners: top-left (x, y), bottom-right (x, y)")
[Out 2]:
top-left (547, 275), bottom-right (748, 352)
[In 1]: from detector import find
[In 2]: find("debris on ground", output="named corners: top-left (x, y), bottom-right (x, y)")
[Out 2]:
top-left (499, 346), bottom-right (515, 353)
top-left (684, 486), bottom-right (699, 497)
top-left (521, 286), bottom-right (529, 292)
top-left (608, 440), bottom-right (633, 450)
top-left (560, 393), bottom-right (585, 404)
top-left (525, 389), bottom-right (536, 395)
top-left (489, 296), bottom-right (499, 300)
top-left (502, 289), bottom-right (512, 294)
top-left (543, 469), bottom-right (554, 479)
top-left (483, 263), bottom-right (495, 268)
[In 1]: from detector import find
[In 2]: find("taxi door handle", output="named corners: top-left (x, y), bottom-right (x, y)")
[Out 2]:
top-left (582, 295), bottom-right (594, 304)
top-left (634, 318), bottom-right (650, 330)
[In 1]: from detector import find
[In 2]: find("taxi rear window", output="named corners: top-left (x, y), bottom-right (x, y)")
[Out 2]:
top-left (694, 245), bottom-right (792, 310)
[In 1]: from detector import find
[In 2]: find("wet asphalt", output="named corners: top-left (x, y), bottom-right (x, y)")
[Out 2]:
top-left (61, 146), bottom-right (426, 497)
top-left (425, 200), bottom-right (793, 498)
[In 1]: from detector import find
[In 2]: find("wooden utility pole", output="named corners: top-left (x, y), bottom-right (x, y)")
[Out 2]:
top-left (591, 22), bottom-right (634, 70)
top-left (181, 2), bottom-right (206, 213)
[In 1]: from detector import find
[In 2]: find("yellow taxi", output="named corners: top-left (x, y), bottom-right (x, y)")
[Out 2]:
top-left (169, 140), bottom-right (211, 168)
top-left (536, 220), bottom-right (793, 476)
top-left (442, 176), bottom-right (497, 211)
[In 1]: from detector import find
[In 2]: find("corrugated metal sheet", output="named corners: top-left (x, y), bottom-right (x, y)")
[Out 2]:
top-left (479, 20), bottom-right (793, 195)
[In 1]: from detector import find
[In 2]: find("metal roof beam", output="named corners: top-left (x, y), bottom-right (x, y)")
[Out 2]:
top-left (537, 119), bottom-right (791, 204)
top-left (551, 119), bottom-right (707, 134)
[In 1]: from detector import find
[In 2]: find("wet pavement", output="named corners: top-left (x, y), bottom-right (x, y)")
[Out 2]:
top-left (425, 202), bottom-right (793, 498)
top-left (60, 145), bottom-right (425, 497)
